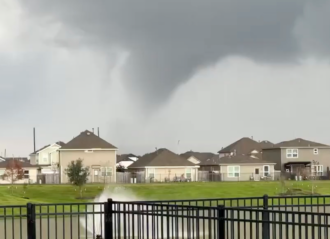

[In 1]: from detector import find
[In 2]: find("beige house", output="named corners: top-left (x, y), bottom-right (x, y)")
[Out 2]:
top-left (128, 148), bottom-right (199, 183)
top-left (262, 138), bottom-right (330, 178)
top-left (58, 130), bottom-right (118, 184)
top-left (199, 154), bottom-right (276, 181)
top-left (0, 158), bottom-right (39, 184)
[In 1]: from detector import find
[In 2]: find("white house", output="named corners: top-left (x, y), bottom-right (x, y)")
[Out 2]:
top-left (29, 141), bottom-right (65, 173)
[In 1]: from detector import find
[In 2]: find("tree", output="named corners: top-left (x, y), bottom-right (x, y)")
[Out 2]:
top-left (65, 159), bottom-right (90, 198)
top-left (1, 159), bottom-right (24, 193)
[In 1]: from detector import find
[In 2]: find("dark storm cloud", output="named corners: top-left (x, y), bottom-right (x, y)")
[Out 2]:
top-left (20, 0), bottom-right (315, 108)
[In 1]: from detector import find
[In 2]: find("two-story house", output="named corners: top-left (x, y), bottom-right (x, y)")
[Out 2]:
top-left (262, 138), bottom-right (330, 176)
top-left (58, 130), bottom-right (118, 183)
top-left (29, 141), bottom-right (65, 173)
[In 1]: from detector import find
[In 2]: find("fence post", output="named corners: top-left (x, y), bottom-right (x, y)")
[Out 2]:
top-left (217, 205), bottom-right (225, 239)
top-left (104, 198), bottom-right (113, 239)
top-left (27, 203), bottom-right (36, 239)
top-left (262, 194), bottom-right (270, 239)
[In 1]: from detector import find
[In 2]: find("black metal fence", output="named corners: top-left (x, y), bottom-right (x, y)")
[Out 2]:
top-left (1, 195), bottom-right (330, 238)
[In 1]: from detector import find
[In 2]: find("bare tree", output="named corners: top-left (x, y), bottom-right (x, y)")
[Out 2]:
top-left (1, 159), bottom-right (24, 194)
top-left (51, 162), bottom-right (59, 184)
top-left (311, 160), bottom-right (320, 194)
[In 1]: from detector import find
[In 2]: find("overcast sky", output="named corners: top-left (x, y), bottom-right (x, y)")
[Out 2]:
top-left (1, 0), bottom-right (330, 157)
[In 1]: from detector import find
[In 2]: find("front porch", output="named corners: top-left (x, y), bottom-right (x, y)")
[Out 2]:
top-left (284, 161), bottom-right (328, 180)
top-left (284, 161), bottom-right (311, 174)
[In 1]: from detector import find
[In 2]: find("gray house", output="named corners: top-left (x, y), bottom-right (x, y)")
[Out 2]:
top-left (262, 138), bottom-right (330, 177)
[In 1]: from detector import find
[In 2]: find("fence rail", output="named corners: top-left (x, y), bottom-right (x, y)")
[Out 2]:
top-left (1, 195), bottom-right (330, 238)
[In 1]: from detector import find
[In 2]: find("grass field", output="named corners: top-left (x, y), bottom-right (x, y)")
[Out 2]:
top-left (0, 180), bottom-right (329, 205)
top-left (1, 181), bottom-right (329, 238)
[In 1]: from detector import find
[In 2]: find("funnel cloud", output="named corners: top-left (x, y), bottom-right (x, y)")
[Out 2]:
top-left (19, 0), bottom-right (330, 107)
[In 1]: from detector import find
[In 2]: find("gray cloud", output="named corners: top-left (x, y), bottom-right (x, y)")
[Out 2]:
top-left (19, 0), bottom-right (316, 109)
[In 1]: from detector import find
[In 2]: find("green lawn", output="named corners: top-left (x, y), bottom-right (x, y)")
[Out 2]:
top-left (0, 181), bottom-right (329, 215)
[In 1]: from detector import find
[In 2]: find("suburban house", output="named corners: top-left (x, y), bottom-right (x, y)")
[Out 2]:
top-left (29, 141), bottom-right (66, 173)
top-left (262, 138), bottom-right (330, 178)
top-left (218, 137), bottom-right (274, 159)
top-left (188, 137), bottom-right (277, 182)
top-left (198, 154), bottom-right (276, 181)
top-left (128, 148), bottom-right (199, 183)
top-left (0, 158), bottom-right (39, 184)
top-left (116, 153), bottom-right (139, 170)
top-left (58, 130), bottom-right (118, 184)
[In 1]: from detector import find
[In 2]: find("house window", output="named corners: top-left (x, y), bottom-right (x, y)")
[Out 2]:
top-left (24, 170), bottom-right (29, 179)
top-left (148, 168), bottom-right (155, 178)
top-left (185, 168), bottom-right (192, 179)
top-left (228, 166), bottom-right (240, 177)
top-left (313, 148), bottom-right (319, 155)
top-left (312, 165), bottom-right (323, 176)
top-left (101, 167), bottom-right (112, 177)
top-left (286, 149), bottom-right (298, 158)
top-left (263, 165), bottom-right (270, 177)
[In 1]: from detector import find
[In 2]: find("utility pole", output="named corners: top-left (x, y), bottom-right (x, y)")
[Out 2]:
top-left (33, 128), bottom-right (36, 153)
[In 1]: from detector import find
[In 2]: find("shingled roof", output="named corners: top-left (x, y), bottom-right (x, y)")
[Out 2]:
top-left (180, 151), bottom-right (215, 163)
top-left (218, 137), bottom-right (260, 154)
top-left (201, 154), bottom-right (275, 165)
top-left (267, 138), bottom-right (329, 149)
top-left (0, 158), bottom-right (38, 168)
top-left (218, 137), bottom-right (276, 155)
top-left (60, 130), bottom-right (117, 150)
top-left (129, 148), bottom-right (195, 168)
top-left (258, 140), bottom-right (274, 149)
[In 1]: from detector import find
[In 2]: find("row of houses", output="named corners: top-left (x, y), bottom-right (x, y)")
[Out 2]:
top-left (0, 130), bottom-right (328, 184)
top-left (118, 137), bottom-right (330, 183)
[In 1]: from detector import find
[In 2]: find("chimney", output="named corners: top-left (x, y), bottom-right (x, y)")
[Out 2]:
top-left (33, 127), bottom-right (36, 152)
top-left (251, 136), bottom-right (253, 139)
top-left (4, 149), bottom-right (6, 158)
top-left (97, 127), bottom-right (100, 137)
top-left (234, 149), bottom-right (237, 156)
top-left (92, 128), bottom-right (94, 133)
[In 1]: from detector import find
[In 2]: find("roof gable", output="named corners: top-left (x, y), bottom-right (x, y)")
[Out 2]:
top-left (60, 130), bottom-right (117, 150)
top-left (129, 148), bottom-right (195, 168)
top-left (30, 141), bottom-right (66, 155)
